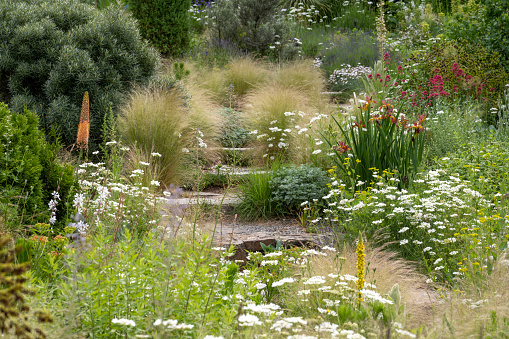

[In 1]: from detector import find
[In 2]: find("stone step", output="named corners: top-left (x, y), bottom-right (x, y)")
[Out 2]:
top-left (217, 232), bottom-right (319, 264)
top-left (209, 147), bottom-right (253, 151)
top-left (205, 166), bottom-right (267, 176)
top-left (163, 192), bottom-right (240, 206)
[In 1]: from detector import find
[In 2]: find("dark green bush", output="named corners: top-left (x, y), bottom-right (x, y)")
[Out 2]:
top-left (269, 164), bottom-right (329, 212)
top-left (445, 0), bottom-right (509, 72)
top-left (208, 0), bottom-right (288, 56)
top-left (0, 103), bottom-right (45, 218)
top-left (0, 0), bottom-right (159, 149)
top-left (0, 103), bottom-right (75, 232)
top-left (126, 0), bottom-right (191, 57)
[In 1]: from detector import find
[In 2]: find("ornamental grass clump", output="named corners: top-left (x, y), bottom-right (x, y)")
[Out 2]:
top-left (322, 97), bottom-right (426, 191)
top-left (119, 84), bottom-right (220, 187)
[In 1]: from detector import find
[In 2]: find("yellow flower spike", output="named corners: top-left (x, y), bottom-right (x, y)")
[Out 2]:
top-left (356, 232), bottom-right (365, 306)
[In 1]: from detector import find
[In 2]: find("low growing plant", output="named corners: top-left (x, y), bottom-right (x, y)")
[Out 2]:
top-left (269, 164), bottom-right (329, 213)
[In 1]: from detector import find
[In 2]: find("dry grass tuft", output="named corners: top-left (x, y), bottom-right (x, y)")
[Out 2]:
top-left (426, 253), bottom-right (509, 338)
top-left (187, 62), bottom-right (228, 105)
top-left (244, 83), bottom-right (312, 164)
top-left (273, 59), bottom-right (327, 110)
top-left (184, 81), bottom-right (222, 164)
top-left (119, 82), bottom-right (221, 187)
top-left (224, 57), bottom-right (269, 98)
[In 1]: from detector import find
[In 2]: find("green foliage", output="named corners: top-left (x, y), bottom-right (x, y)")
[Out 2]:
top-left (388, 0), bottom-right (443, 34)
top-left (428, 0), bottom-right (452, 14)
top-left (423, 101), bottom-right (482, 164)
top-left (361, 59), bottom-right (396, 104)
top-left (0, 103), bottom-right (45, 220)
top-left (269, 164), bottom-right (329, 212)
top-left (297, 28), bottom-right (377, 97)
top-left (0, 103), bottom-right (75, 232)
top-left (322, 99), bottom-right (426, 191)
top-left (173, 62), bottom-right (190, 80)
top-left (15, 224), bottom-right (73, 285)
top-left (208, 0), bottom-right (289, 56)
top-left (444, 0), bottom-right (509, 73)
top-left (0, 0), bottom-right (159, 149)
top-left (0, 235), bottom-right (52, 338)
top-left (413, 40), bottom-right (508, 100)
top-left (325, 140), bottom-right (509, 283)
top-left (218, 108), bottom-right (251, 148)
top-left (494, 88), bottom-right (509, 137)
top-left (236, 166), bottom-right (280, 220)
top-left (119, 82), bottom-right (220, 188)
top-left (60, 230), bottom-right (246, 337)
top-left (126, 0), bottom-right (191, 56)
top-left (79, 0), bottom-right (119, 9)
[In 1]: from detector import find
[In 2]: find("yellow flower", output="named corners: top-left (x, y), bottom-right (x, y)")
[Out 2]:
top-left (356, 232), bottom-right (365, 305)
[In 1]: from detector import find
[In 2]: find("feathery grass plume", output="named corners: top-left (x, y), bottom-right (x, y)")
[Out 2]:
top-left (224, 57), bottom-right (269, 98)
top-left (356, 232), bottom-right (365, 305)
top-left (119, 83), bottom-right (220, 187)
top-left (0, 235), bottom-right (52, 338)
top-left (245, 83), bottom-right (312, 164)
top-left (76, 91), bottom-right (90, 152)
top-left (273, 59), bottom-right (326, 109)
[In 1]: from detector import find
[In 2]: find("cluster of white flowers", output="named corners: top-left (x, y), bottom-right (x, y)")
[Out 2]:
top-left (329, 64), bottom-right (372, 86)
top-left (111, 318), bottom-right (135, 327)
top-left (153, 318), bottom-right (194, 330)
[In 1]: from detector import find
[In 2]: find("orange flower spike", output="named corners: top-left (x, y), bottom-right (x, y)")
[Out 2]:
top-left (76, 91), bottom-right (90, 151)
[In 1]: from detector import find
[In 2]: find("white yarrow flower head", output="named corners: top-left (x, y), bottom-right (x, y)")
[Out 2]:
top-left (272, 277), bottom-right (295, 287)
top-left (150, 180), bottom-right (160, 187)
top-left (151, 152), bottom-right (162, 157)
top-left (112, 318), bottom-right (136, 327)
top-left (303, 276), bottom-right (326, 285)
top-left (238, 313), bottom-right (262, 326)
top-left (255, 282), bottom-right (267, 290)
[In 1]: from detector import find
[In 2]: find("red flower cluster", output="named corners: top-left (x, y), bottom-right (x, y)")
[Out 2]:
top-left (333, 141), bottom-right (351, 154)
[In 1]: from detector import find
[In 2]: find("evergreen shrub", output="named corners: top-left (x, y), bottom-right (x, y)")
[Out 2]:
top-left (126, 0), bottom-right (191, 56)
top-left (0, 0), bottom-right (159, 149)
top-left (0, 103), bottom-right (75, 232)
top-left (209, 0), bottom-right (288, 56)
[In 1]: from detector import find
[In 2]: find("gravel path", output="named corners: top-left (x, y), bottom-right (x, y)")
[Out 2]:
top-left (208, 215), bottom-right (337, 247)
